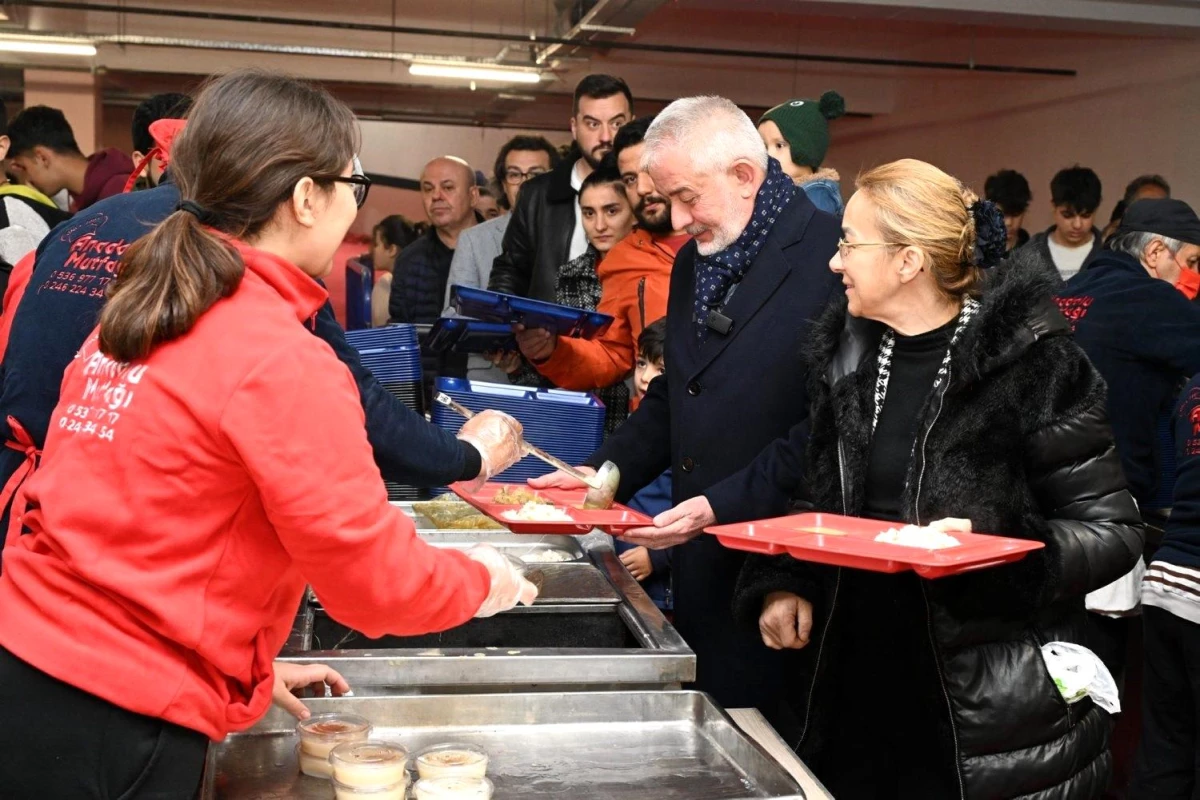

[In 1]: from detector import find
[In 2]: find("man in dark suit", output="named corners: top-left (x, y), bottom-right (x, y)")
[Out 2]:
top-left (532, 96), bottom-right (840, 739)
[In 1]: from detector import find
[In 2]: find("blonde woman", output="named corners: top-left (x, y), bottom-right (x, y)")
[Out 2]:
top-left (733, 159), bottom-right (1142, 798)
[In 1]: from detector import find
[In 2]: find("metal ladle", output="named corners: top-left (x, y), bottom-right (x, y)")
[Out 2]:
top-left (435, 393), bottom-right (620, 509)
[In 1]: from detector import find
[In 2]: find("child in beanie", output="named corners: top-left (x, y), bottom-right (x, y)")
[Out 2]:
top-left (758, 90), bottom-right (846, 215)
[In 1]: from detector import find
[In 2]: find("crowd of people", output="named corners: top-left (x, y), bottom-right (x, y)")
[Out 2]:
top-left (0, 64), bottom-right (1192, 799)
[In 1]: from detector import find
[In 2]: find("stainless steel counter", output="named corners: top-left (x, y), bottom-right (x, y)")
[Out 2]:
top-left (277, 506), bottom-right (695, 692)
top-left (203, 691), bottom-right (806, 799)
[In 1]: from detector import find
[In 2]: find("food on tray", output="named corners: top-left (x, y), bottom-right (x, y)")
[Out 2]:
top-left (413, 776), bottom-right (494, 799)
top-left (329, 741), bottom-right (408, 788)
top-left (874, 525), bottom-right (961, 550)
top-left (415, 743), bottom-right (489, 781)
top-left (797, 526), bottom-right (847, 536)
top-left (492, 486), bottom-right (549, 505)
top-left (502, 502), bottom-right (573, 522)
top-left (412, 498), bottom-right (506, 531)
top-left (296, 713), bottom-right (372, 779)
top-left (520, 549), bottom-right (574, 563)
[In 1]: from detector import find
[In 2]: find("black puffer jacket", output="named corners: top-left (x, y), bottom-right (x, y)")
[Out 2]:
top-left (488, 160), bottom-right (576, 301)
top-left (734, 251), bottom-right (1143, 799)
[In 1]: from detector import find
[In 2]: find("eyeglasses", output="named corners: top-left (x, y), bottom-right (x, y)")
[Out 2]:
top-left (836, 238), bottom-right (902, 259)
top-left (503, 167), bottom-right (548, 185)
top-left (329, 156), bottom-right (372, 208)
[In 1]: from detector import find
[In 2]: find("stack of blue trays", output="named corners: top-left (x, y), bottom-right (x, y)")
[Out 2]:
top-left (346, 325), bottom-right (426, 501)
top-left (431, 377), bottom-right (605, 493)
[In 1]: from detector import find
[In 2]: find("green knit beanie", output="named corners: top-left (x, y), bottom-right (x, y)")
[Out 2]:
top-left (758, 90), bottom-right (846, 169)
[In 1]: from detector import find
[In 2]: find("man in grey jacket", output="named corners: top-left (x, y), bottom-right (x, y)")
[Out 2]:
top-left (444, 135), bottom-right (558, 380)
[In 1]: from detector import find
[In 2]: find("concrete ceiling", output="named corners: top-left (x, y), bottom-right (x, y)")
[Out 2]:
top-left (0, 0), bottom-right (1194, 129)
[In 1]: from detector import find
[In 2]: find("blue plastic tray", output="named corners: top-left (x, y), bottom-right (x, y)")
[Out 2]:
top-left (432, 377), bottom-right (605, 483)
top-left (426, 317), bottom-right (517, 355)
top-left (346, 325), bottom-right (419, 352)
top-left (449, 285), bottom-right (613, 339)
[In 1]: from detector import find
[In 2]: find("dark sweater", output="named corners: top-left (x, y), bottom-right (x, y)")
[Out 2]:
top-left (1158, 375), bottom-right (1200, 569)
top-left (0, 182), bottom-right (479, 511)
top-left (863, 317), bottom-right (956, 522)
top-left (388, 226), bottom-right (455, 325)
top-left (1055, 251), bottom-right (1200, 505)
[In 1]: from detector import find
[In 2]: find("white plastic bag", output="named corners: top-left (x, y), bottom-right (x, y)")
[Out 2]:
top-left (1041, 641), bottom-right (1120, 714)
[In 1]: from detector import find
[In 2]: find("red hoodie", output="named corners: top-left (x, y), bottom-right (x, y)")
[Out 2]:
top-left (71, 147), bottom-right (134, 212)
top-left (0, 240), bottom-right (489, 740)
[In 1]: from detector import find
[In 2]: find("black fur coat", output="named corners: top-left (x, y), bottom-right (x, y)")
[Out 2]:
top-left (733, 251), bottom-right (1144, 799)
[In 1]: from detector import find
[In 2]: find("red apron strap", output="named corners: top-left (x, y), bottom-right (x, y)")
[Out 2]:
top-left (2, 415), bottom-right (40, 548)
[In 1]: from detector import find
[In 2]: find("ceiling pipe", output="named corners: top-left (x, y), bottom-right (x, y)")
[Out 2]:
top-left (7, 0), bottom-right (1077, 76)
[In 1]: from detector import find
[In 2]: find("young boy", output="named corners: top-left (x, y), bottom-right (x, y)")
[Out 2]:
top-left (617, 319), bottom-right (672, 611)
top-left (1027, 165), bottom-right (1103, 283)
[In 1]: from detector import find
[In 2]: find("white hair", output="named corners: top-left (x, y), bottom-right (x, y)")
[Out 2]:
top-left (641, 95), bottom-right (768, 176)
top-left (1109, 230), bottom-right (1183, 261)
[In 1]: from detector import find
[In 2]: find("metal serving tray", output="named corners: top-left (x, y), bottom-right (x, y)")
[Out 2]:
top-left (415, 528), bottom-right (588, 564)
top-left (203, 691), bottom-right (805, 799)
top-left (280, 534), bottom-right (695, 692)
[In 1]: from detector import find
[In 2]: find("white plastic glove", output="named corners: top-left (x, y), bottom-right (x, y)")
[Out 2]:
top-left (466, 544), bottom-right (539, 617)
top-left (457, 410), bottom-right (525, 489)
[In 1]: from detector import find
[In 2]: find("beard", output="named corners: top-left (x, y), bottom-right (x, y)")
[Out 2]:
top-left (691, 221), bottom-right (741, 256)
top-left (635, 195), bottom-right (673, 234)
top-left (582, 144), bottom-right (613, 170)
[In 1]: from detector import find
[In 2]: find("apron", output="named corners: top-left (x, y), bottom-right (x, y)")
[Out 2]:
top-left (1, 416), bottom-right (39, 549)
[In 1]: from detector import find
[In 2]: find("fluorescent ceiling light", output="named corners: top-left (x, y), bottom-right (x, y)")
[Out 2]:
top-left (0, 37), bottom-right (96, 57)
top-left (409, 62), bottom-right (541, 84)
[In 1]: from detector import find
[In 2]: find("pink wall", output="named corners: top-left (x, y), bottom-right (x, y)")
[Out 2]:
top-left (822, 29), bottom-right (1200, 230)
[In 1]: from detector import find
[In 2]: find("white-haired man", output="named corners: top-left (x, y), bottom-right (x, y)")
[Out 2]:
top-left (532, 96), bottom-right (841, 738)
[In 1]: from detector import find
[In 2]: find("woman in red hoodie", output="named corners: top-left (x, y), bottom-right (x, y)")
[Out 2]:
top-left (0, 70), bottom-right (536, 799)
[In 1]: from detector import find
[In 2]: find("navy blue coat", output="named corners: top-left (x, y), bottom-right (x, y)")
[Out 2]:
top-left (587, 189), bottom-right (841, 740)
top-left (0, 183), bottom-right (478, 514)
top-left (1160, 375), bottom-right (1200, 569)
top-left (1056, 251), bottom-right (1200, 506)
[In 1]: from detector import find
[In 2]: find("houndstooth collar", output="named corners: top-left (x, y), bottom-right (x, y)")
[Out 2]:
top-left (870, 296), bottom-right (980, 436)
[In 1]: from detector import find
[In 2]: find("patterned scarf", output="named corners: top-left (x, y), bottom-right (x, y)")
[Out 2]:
top-left (870, 296), bottom-right (980, 436)
top-left (693, 156), bottom-right (797, 340)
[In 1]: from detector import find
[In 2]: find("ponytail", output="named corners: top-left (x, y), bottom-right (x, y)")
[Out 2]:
top-left (98, 210), bottom-right (244, 361)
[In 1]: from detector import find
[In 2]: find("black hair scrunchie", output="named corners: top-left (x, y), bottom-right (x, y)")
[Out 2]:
top-left (176, 200), bottom-right (218, 226)
top-left (971, 199), bottom-right (1009, 269)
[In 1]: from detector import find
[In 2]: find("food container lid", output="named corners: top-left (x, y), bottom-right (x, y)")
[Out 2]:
top-left (330, 740), bottom-right (408, 770)
top-left (413, 775), bottom-right (494, 798)
top-left (296, 712), bottom-right (372, 739)
top-left (415, 742), bottom-right (488, 769)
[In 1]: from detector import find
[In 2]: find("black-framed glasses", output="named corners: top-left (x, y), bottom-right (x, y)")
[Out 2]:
top-left (503, 167), bottom-right (548, 185)
top-left (330, 156), bottom-right (371, 208)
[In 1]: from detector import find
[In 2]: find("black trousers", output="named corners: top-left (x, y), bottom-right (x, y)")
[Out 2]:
top-left (1130, 606), bottom-right (1200, 799)
top-left (0, 646), bottom-right (208, 799)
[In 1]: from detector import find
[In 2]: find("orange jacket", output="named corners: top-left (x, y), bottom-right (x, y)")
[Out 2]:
top-left (0, 240), bottom-right (489, 740)
top-left (537, 228), bottom-right (680, 391)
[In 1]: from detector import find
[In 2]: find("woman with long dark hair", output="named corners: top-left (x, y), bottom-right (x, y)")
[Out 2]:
top-left (0, 70), bottom-right (534, 798)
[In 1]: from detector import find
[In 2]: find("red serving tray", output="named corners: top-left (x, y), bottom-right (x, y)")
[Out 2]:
top-left (707, 512), bottom-right (1045, 579)
top-left (450, 481), bottom-right (653, 535)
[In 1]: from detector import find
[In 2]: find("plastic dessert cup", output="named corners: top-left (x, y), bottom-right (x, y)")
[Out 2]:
top-left (296, 713), bottom-right (372, 779)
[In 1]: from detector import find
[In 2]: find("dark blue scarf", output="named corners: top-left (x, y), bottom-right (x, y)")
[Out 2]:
top-left (693, 156), bottom-right (797, 340)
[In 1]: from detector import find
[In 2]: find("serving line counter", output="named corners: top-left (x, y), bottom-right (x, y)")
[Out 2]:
top-left (203, 692), bottom-right (832, 799)
top-left (224, 504), bottom-right (834, 798)
top-left (277, 503), bottom-right (695, 693)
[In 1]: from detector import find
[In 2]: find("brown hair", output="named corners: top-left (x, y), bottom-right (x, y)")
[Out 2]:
top-left (855, 158), bottom-right (982, 299)
top-left (99, 69), bottom-right (358, 361)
